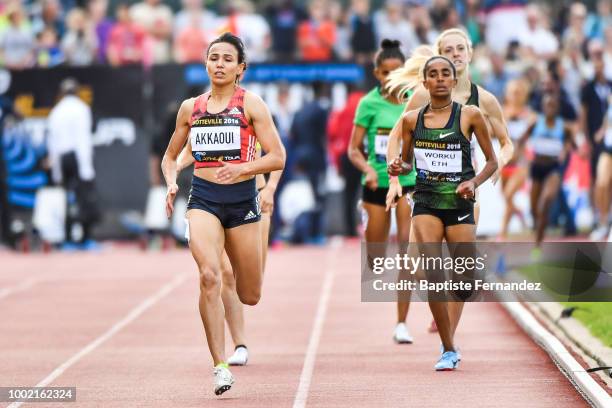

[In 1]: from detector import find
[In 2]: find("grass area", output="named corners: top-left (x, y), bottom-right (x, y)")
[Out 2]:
top-left (514, 264), bottom-right (612, 346)
top-left (560, 302), bottom-right (612, 348)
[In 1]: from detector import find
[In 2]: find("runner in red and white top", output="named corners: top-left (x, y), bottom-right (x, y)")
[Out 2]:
top-left (161, 32), bottom-right (285, 396)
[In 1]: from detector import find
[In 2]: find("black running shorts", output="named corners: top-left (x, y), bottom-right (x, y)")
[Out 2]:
top-left (412, 203), bottom-right (475, 226)
top-left (187, 176), bottom-right (261, 229)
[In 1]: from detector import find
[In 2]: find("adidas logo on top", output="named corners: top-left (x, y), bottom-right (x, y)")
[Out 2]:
top-left (228, 107), bottom-right (241, 115)
top-left (244, 211), bottom-right (257, 221)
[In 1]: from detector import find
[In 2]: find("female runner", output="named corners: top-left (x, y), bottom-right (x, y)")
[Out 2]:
top-left (387, 56), bottom-right (497, 370)
top-left (386, 28), bottom-right (513, 335)
top-left (348, 39), bottom-right (415, 344)
top-left (162, 33), bottom-right (285, 395)
top-left (177, 143), bottom-right (283, 366)
top-left (519, 94), bottom-right (575, 248)
top-left (499, 78), bottom-right (532, 238)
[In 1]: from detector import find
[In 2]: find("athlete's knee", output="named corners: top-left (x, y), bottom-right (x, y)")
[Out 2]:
top-left (198, 265), bottom-right (221, 293)
top-left (221, 263), bottom-right (236, 289)
top-left (238, 288), bottom-right (261, 306)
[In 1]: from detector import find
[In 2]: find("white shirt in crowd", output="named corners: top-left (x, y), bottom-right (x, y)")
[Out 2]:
top-left (0, 25), bottom-right (35, 67)
top-left (519, 27), bottom-right (559, 57)
top-left (485, 6), bottom-right (528, 54)
top-left (230, 13), bottom-right (271, 63)
top-left (373, 10), bottom-right (420, 55)
top-left (47, 95), bottom-right (95, 183)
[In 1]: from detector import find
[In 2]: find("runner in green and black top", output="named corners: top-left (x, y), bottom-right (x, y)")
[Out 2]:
top-left (385, 28), bottom-right (513, 335)
top-left (386, 29), bottom-right (513, 225)
top-left (411, 101), bottom-right (475, 211)
top-left (348, 39), bottom-right (416, 345)
top-left (387, 56), bottom-right (497, 371)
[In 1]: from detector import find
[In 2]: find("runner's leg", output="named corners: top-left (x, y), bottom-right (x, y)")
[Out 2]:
top-left (187, 210), bottom-right (227, 365)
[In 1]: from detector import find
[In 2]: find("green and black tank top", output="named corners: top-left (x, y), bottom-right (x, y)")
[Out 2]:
top-left (466, 83), bottom-right (479, 107)
top-left (466, 83), bottom-right (480, 154)
top-left (412, 102), bottom-right (475, 210)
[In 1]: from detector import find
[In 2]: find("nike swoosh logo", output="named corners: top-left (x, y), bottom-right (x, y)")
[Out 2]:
top-left (440, 132), bottom-right (454, 139)
top-left (458, 214), bottom-right (470, 221)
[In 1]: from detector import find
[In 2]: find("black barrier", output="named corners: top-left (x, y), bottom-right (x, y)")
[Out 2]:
top-left (8, 65), bottom-right (145, 125)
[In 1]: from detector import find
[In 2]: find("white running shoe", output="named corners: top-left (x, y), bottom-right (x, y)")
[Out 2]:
top-left (213, 365), bottom-right (234, 395)
top-left (227, 346), bottom-right (249, 366)
top-left (393, 323), bottom-right (414, 344)
top-left (590, 225), bottom-right (609, 241)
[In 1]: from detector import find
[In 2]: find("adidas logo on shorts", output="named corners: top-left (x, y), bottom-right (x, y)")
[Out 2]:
top-left (244, 210), bottom-right (257, 221)
top-left (228, 107), bottom-right (241, 115)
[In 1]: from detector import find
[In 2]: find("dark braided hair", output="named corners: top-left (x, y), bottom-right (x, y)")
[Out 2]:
top-left (375, 39), bottom-right (405, 67)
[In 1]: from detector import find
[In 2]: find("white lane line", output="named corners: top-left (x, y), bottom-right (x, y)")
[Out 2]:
top-left (293, 245), bottom-right (340, 408)
top-left (7, 272), bottom-right (189, 408)
top-left (0, 278), bottom-right (44, 301)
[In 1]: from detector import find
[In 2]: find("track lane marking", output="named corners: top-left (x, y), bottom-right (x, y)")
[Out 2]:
top-left (293, 241), bottom-right (341, 408)
top-left (7, 272), bottom-right (189, 408)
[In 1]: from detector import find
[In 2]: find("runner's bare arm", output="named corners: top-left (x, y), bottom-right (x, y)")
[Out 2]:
top-left (161, 98), bottom-right (194, 217)
top-left (387, 111), bottom-right (417, 176)
top-left (465, 106), bottom-right (497, 188)
top-left (349, 123), bottom-right (382, 189)
top-left (240, 91), bottom-right (286, 176)
top-left (387, 86), bottom-right (429, 160)
top-left (347, 124), bottom-right (371, 173)
top-left (480, 89), bottom-right (514, 168)
top-left (387, 113), bottom-right (403, 164)
top-left (518, 116), bottom-right (537, 149)
top-left (161, 98), bottom-right (194, 187)
top-left (401, 111), bottom-right (417, 165)
top-left (177, 142), bottom-right (195, 173)
top-left (385, 112), bottom-right (416, 211)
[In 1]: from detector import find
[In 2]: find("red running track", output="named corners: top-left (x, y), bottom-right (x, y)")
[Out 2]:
top-left (0, 241), bottom-right (590, 407)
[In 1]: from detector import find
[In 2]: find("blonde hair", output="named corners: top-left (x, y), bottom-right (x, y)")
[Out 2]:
top-left (434, 28), bottom-right (473, 56)
top-left (385, 45), bottom-right (434, 99)
top-left (386, 28), bottom-right (472, 100)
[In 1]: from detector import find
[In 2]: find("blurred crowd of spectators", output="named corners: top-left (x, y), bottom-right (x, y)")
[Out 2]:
top-left (0, 0), bottom-right (606, 71)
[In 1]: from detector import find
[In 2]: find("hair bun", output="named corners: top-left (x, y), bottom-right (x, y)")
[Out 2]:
top-left (381, 39), bottom-right (401, 50)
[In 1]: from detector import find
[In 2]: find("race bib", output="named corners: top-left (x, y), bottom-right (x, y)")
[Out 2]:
top-left (532, 138), bottom-right (563, 157)
top-left (414, 148), bottom-right (462, 173)
top-left (190, 122), bottom-right (241, 162)
top-left (374, 133), bottom-right (388, 163)
top-left (374, 134), bottom-right (388, 155)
